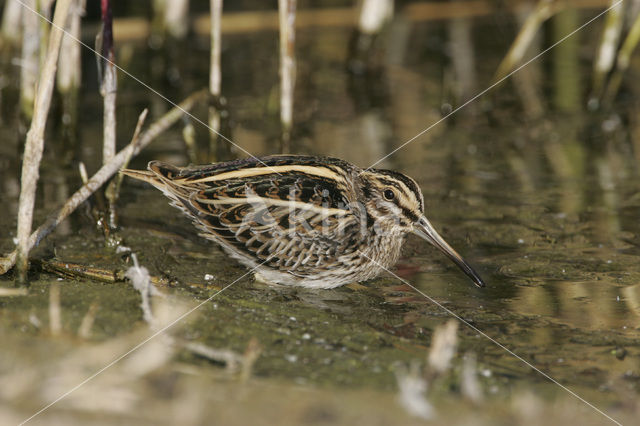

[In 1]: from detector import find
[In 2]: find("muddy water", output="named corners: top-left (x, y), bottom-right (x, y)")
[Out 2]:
top-left (1, 8), bottom-right (639, 425)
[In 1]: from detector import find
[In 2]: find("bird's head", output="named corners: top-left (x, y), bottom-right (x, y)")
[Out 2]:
top-left (359, 168), bottom-right (485, 288)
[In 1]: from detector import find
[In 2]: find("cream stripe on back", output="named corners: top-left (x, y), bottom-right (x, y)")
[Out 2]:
top-left (196, 196), bottom-right (350, 216)
top-left (189, 165), bottom-right (344, 184)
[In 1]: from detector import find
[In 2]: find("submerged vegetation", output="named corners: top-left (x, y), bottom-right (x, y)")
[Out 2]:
top-left (0, 0), bottom-right (639, 424)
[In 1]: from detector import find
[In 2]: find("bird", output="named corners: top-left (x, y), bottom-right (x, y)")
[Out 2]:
top-left (121, 155), bottom-right (485, 289)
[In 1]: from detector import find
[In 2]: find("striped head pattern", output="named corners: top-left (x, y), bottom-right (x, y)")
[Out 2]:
top-left (358, 169), bottom-right (425, 232)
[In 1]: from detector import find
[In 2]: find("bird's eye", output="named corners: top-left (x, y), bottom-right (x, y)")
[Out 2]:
top-left (383, 189), bottom-right (395, 200)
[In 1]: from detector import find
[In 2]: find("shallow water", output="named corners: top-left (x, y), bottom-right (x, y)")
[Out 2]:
top-left (1, 5), bottom-right (639, 424)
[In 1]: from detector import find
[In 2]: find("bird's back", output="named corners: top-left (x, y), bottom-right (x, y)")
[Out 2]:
top-left (123, 156), bottom-right (392, 287)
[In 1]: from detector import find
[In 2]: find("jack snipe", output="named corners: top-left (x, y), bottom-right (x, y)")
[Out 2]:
top-left (122, 155), bottom-right (485, 289)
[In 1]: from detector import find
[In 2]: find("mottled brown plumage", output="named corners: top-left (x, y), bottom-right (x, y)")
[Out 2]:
top-left (122, 155), bottom-right (485, 289)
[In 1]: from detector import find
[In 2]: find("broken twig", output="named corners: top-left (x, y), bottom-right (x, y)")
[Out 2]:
top-left (2, 90), bottom-right (208, 276)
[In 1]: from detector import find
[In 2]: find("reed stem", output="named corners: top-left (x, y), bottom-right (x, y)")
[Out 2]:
top-left (278, 0), bottom-right (296, 153)
top-left (0, 0), bottom-right (22, 49)
top-left (2, 90), bottom-right (208, 276)
top-left (15, 0), bottom-right (73, 285)
top-left (553, 8), bottom-right (581, 112)
top-left (209, 0), bottom-right (222, 161)
top-left (165, 0), bottom-right (190, 40)
top-left (447, 8), bottom-right (476, 105)
top-left (20, 0), bottom-right (40, 120)
top-left (492, 0), bottom-right (560, 83)
top-left (602, 11), bottom-right (640, 104)
top-left (357, 0), bottom-right (393, 35)
top-left (100, 0), bottom-right (120, 229)
top-left (100, 0), bottom-right (116, 165)
top-left (511, 1), bottom-right (544, 118)
top-left (591, 0), bottom-right (623, 103)
top-left (57, 0), bottom-right (84, 148)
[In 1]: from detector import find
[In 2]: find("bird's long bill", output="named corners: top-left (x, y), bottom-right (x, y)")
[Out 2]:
top-left (413, 217), bottom-right (486, 288)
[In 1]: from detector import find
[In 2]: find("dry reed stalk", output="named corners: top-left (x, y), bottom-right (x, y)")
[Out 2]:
top-left (240, 337), bottom-right (262, 382)
top-left (394, 362), bottom-right (434, 420)
top-left (0, 287), bottom-right (28, 296)
top-left (1, 0), bottom-right (22, 48)
top-left (57, 0), bottom-right (84, 145)
top-left (107, 108), bottom-right (148, 215)
top-left (357, 0), bottom-right (393, 35)
top-left (150, 0), bottom-right (167, 48)
top-left (1, 89), bottom-right (208, 276)
top-left (15, 0), bottom-right (73, 285)
top-left (99, 0), bottom-right (119, 229)
top-left (182, 119), bottom-right (198, 164)
top-left (461, 352), bottom-right (483, 404)
top-left (208, 0), bottom-right (222, 161)
top-left (349, 0), bottom-right (393, 71)
top-left (165, 0), bottom-right (190, 39)
top-left (602, 11), bottom-right (640, 104)
top-left (20, 0), bottom-right (39, 119)
top-left (39, 258), bottom-right (121, 282)
top-left (631, 0), bottom-right (640, 18)
top-left (553, 9), bottom-right (581, 112)
top-left (447, 10), bottom-right (476, 105)
top-left (78, 302), bottom-right (99, 339)
top-left (278, 0), bottom-right (296, 153)
top-left (427, 320), bottom-right (458, 374)
top-left (100, 0), bottom-right (116, 165)
top-left (510, 1), bottom-right (545, 118)
top-left (492, 0), bottom-right (561, 83)
top-left (49, 282), bottom-right (62, 336)
top-left (209, 0), bottom-right (222, 100)
top-left (38, 1), bottom-right (55, 75)
top-left (182, 341), bottom-right (243, 372)
top-left (40, 2), bottom-right (55, 33)
top-left (591, 0), bottom-right (624, 102)
top-left (57, 0), bottom-right (83, 92)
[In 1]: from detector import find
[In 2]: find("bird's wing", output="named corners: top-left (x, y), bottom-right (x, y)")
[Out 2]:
top-left (164, 171), bottom-right (364, 274)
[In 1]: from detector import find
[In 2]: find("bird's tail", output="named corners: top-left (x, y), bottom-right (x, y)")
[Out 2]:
top-left (120, 168), bottom-right (160, 186)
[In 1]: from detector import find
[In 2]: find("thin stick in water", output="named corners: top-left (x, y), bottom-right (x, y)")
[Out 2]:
top-left (209, 0), bottom-right (223, 162)
top-left (165, 0), bottom-right (190, 40)
top-left (278, 0), bottom-right (296, 153)
top-left (99, 0), bottom-right (120, 229)
top-left (15, 0), bottom-right (73, 285)
top-left (492, 0), bottom-right (561, 83)
top-left (591, 0), bottom-right (624, 103)
top-left (358, 0), bottom-right (393, 35)
top-left (57, 0), bottom-right (84, 147)
top-left (20, 0), bottom-right (40, 120)
top-left (100, 0), bottom-right (116, 165)
top-left (552, 8), bottom-right (581, 112)
top-left (57, 0), bottom-right (83, 93)
top-left (602, 8), bottom-right (640, 104)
